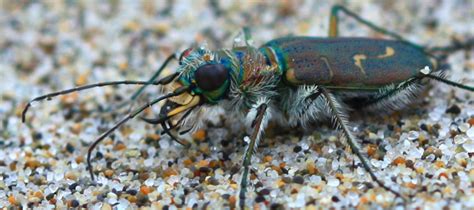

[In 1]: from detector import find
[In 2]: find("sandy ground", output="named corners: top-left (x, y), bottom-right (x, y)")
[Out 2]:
top-left (1, 0), bottom-right (474, 209)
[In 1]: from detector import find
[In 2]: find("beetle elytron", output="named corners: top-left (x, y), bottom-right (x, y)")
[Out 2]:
top-left (22, 5), bottom-right (474, 208)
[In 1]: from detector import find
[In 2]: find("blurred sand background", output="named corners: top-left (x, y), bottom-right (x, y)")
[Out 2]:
top-left (1, 0), bottom-right (474, 209)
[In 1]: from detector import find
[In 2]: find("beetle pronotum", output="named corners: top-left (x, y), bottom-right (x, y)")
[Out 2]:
top-left (22, 5), bottom-right (474, 208)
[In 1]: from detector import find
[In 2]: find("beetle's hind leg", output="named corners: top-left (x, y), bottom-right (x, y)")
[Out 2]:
top-left (424, 72), bottom-right (474, 92)
top-left (316, 86), bottom-right (407, 201)
top-left (282, 85), bottom-right (406, 200)
top-left (329, 5), bottom-right (424, 50)
top-left (239, 99), bottom-right (270, 209)
top-left (427, 37), bottom-right (474, 56)
top-left (358, 77), bottom-right (424, 112)
top-left (359, 67), bottom-right (473, 112)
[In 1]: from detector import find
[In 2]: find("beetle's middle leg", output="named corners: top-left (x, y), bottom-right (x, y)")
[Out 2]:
top-left (239, 99), bottom-right (270, 209)
top-left (317, 86), bottom-right (406, 201)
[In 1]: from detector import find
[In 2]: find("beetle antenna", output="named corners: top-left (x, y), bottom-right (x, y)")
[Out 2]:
top-left (22, 73), bottom-right (180, 123)
top-left (86, 85), bottom-right (190, 181)
top-left (106, 72), bottom-right (181, 112)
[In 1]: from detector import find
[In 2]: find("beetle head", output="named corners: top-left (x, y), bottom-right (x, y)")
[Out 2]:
top-left (153, 47), bottom-right (231, 134)
top-left (176, 47), bottom-right (231, 104)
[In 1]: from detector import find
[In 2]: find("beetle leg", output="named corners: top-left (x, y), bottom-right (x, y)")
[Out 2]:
top-left (359, 77), bottom-right (423, 112)
top-left (130, 53), bottom-right (178, 101)
top-left (317, 87), bottom-right (407, 201)
top-left (239, 100), bottom-right (270, 209)
top-left (233, 27), bottom-right (254, 48)
top-left (329, 5), bottom-right (424, 50)
top-left (282, 85), bottom-right (325, 127)
top-left (427, 37), bottom-right (474, 55)
top-left (424, 73), bottom-right (474, 92)
top-left (242, 27), bottom-right (254, 47)
top-left (363, 69), bottom-right (473, 111)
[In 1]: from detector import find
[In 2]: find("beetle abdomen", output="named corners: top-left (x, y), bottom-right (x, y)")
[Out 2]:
top-left (261, 37), bottom-right (434, 88)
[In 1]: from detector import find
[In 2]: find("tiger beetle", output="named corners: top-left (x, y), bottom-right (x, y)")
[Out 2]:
top-left (22, 5), bottom-right (474, 208)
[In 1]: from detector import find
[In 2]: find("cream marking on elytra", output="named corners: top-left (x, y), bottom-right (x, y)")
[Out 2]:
top-left (377, 46), bottom-right (395, 58)
top-left (353, 46), bottom-right (396, 76)
top-left (320, 56), bottom-right (334, 80)
top-left (353, 54), bottom-right (368, 75)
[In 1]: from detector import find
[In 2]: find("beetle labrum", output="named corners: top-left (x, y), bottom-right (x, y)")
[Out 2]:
top-left (22, 5), bottom-right (474, 207)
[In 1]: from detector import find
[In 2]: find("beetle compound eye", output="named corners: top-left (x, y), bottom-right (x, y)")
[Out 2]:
top-left (195, 64), bottom-right (229, 91)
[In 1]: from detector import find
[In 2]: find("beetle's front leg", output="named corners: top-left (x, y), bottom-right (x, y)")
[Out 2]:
top-left (239, 99), bottom-right (270, 209)
top-left (317, 86), bottom-right (407, 201)
top-left (130, 53), bottom-right (178, 102)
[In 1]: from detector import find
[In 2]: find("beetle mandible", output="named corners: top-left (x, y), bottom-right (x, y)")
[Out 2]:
top-left (22, 5), bottom-right (474, 207)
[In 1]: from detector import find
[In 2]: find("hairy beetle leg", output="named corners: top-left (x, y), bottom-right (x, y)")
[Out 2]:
top-left (361, 77), bottom-right (423, 111)
top-left (424, 73), bottom-right (474, 92)
top-left (318, 87), bottom-right (408, 202)
top-left (239, 102), bottom-right (269, 209)
top-left (356, 67), bottom-right (473, 112)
